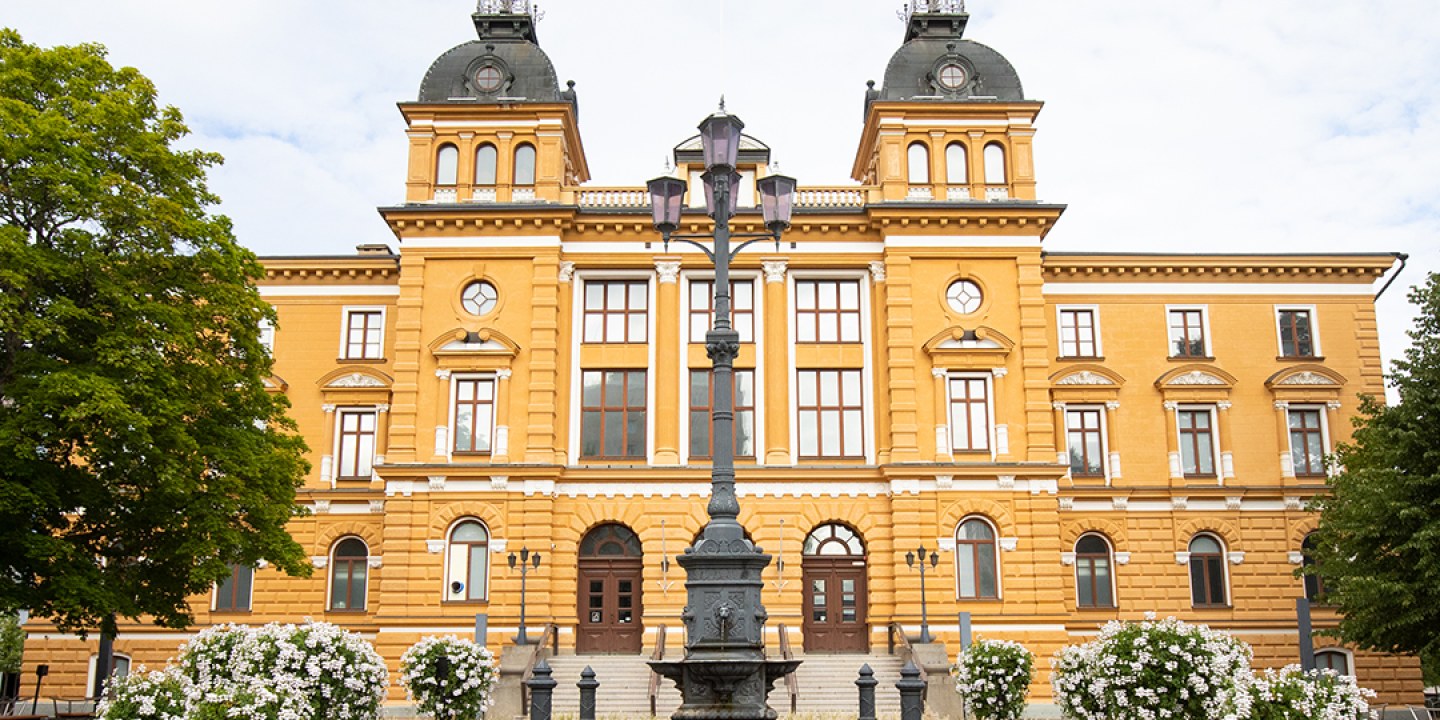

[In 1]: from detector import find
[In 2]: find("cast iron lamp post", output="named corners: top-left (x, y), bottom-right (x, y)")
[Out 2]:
top-left (906, 546), bottom-right (940, 643)
top-left (645, 108), bottom-right (800, 720)
top-left (509, 547), bottom-right (541, 645)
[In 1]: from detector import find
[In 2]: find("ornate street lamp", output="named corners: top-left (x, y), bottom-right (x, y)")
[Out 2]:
top-left (646, 108), bottom-right (799, 720)
top-left (906, 545), bottom-right (941, 643)
top-left (508, 547), bottom-right (542, 645)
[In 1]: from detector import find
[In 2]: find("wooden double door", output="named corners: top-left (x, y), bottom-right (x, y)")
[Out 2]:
top-left (576, 523), bottom-right (644, 654)
top-left (802, 557), bottom-right (869, 652)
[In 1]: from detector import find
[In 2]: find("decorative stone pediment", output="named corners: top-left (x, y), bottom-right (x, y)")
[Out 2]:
top-left (317, 367), bottom-right (393, 393)
top-left (263, 374), bottom-right (289, 392)
top-left (1056, 371), bottom-right (1113, 385)
top-left (327, 373), bottom-right (386, 388)
top-left (1155, 364), bottom-right (1235, 402)
top-left (1266, 364), bottom-right (1346, 403)
top-left (1168, 371), bottom-right (1226, 386)
top-left (925, 325), bottom-right (1014, 370)
top-left (1049, 364), bottom-right (1124, 403)
top-left (429, 328), bottom-right (520, 370)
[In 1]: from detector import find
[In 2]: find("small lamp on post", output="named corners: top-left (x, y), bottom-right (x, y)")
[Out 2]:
top-left (647, 175), bottom-right (687, 247)
top-left (509, 547), bottom-right (542, 645)
top-left (757, 173), bottom-right (797, 245)
top-left (434, 655), bottom-right (452, 720)
top-left (906, 545), bottom-right (941, 643)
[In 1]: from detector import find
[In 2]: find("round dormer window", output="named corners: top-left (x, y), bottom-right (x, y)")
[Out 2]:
top-left (461, 281), bottom-right (498, 316)
top-left (473, 65), bottom-right (504, 93)
top-left (946, 279), bottom-right (983, 314)
top-left (937, 62), bottom-right (968, 90)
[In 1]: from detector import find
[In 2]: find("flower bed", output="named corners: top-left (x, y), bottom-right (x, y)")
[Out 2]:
top-left (399, 635), bottom-right (497, 719)
top-left (1249, 665), bottom-right (1378, 720)
top-left (954, 638), bottom-right (1034, 720)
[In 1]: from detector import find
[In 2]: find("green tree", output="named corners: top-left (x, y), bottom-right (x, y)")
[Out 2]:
top-left (1309, 271), bottom-right (1440, 683)
top-left (0, 613), bottom-right (21, 674)
top-left (0, 30), bottom-right (310, 637)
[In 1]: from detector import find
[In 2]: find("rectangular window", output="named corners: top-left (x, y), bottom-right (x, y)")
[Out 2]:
top-left (1058, 308), bottom-right (1098, 358)
top-left (342, 309), bottom-right (384, 360)
top-left (948, 376), bottom-right (991, 452)
top-left (336, 410), bottom-right (377, 479)
top-left (580, 370), bottom-right (647, 459)
top-left (689, 369), bottom-right (755, 460)
top-left (690, 280), bottom-right (755, 343)
top-left (1178, 408), bottom-right (1215, 476)
top-left (583, 280), bottom-right (648, 343)
top-left (796, 369), bottom-right (864, 458)
top-left (1278, 309), bottom-right (1316, 357)
top-left (215, 564), bottom-right (253, 612)
top-left (1066, 408), bottom-right (1105, 477)
top-left (1167, 308), bottom-right (1208, 358)
top-left (258, 318), bottom-right (275, 355)
top-left (795, 279), bottom-right (862, 343)
top-left (453, 378), bottom-right (496, 454)
top-left (1288, 408), bottom-right (1326, 476)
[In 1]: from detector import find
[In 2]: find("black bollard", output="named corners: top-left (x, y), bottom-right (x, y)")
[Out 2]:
top-left (527, 658), bottom-right (558, 720)
top-left (856, 663), bottom-right (878, 720)
top-left (896, 660), bottom-right (925, 720)
top-left (578, 666), bottom-right (599, 720)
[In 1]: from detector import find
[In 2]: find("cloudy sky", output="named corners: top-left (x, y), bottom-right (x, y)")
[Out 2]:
top-left (8, 0), bottom-right (1438, 371)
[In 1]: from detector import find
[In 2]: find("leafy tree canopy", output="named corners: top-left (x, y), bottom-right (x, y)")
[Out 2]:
top-left (0, 29), bottom-right (309, 635)
top-left (1310, 271), bottom-right (1440, 682)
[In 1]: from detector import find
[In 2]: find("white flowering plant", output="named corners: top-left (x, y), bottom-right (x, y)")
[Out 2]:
top-left (1248, 665), bottom-right (1378, 720)
top-left (1050, 614), bottom-right (1254, 720)
top-left (399, 635), bottom-right (497, 719)
top-left (953, 638), bottom-right (1033, 720)
top-left (96, 667), bottom-right (188, 720)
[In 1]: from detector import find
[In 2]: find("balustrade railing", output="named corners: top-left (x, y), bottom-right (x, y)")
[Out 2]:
top-left (984, 184), bottom-right (1010, 200)
top-left (577, 187), bottom-right (649, 208)
top-left (433, 187), bottom-right (457, 203)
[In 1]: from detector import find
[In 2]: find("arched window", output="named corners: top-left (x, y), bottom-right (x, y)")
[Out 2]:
top-left (475, 144), bottom-right (498, 186)
top-left (436, 144), bottom-right (459, 186)
top-left (1302, 532), bottom-right (1326, 603)
top-left (803, 523), bottom-right (865, 556)
top-left (1188, 534), bottom-right (1227, 607)
top-left (945, 142), bottom-right (968, 184)
top-left (956, 517), bottom-right (999, 599)
top-left (1075, 533), bottom-right (1115, 608)
top-left (88, 652), bottom-right (131, 697)
top-left (983, 143), bottom-right (1006, 184)
top-left (907, 142), bottom-right (930, 184)
top-left (446, 520), bottom-right (490, 602)
top-left (329, 537), bottom-right (369, 611)
top-left (1315, 649), bottom-right (1350, 675)
top-left (580, 523), bottom-right (643, 557)
top-left (513, 144), bottom-right (537, 186)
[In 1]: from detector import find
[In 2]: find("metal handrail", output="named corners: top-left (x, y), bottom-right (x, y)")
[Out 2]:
top-left (519, 623), bottom-right (559, 716)
top-left (887, 621), bottom-right (914, 656)
top-left (778, 624), bottom-right (798, 714)
top-left (648, 624), bottom-right (668, 717)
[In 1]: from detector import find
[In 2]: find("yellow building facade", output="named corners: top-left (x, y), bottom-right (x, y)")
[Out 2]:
top-left (24, 1), bottom-right (1423, 707)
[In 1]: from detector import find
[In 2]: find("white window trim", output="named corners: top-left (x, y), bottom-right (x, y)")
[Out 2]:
top-left (944, 141), bottom-right (968, 185)
top-left (339, 306), bottom-right (387, 360)
top-left (1188, 532), bottom-right (1230, 607)
top-left (1073, 532), bottom-right (1117, 609)
top-left (1273, 304), bottom-right (1322, 357)
top-left (444, 518), bottom-right (491, 602)
top-left (87, 652), bottom-right (132, 697)
top-left (954, 515), bottom-right (1002, 600)
top-left (944, 372), bottom-right (997, 461)
top-left (446, 373), bottom-right (500, 462)
top-left (1284, 404), bottom-right (1332, 477)
top-left (907, 141), bottom-right (930, 184)
top-left (569, 270), bottom-right (657, 464)
top-left (332, 407), bottom-right (379, 481)
top-left (1174, 404), bottom-right (1223, 480)
top-left (1062, 405), bottom-right (1111, 482)
top-left (327, 536), bottom-right (370, 611)
top-left (1164, 304), bottom-right (1211, 358)
top-left (211, 564), bottom-right (255, 612)
top-left (1055, 304), bottom-right (1103, 357)
top-left (679, 271), bottom-right (766, 466)
top-left (787, 271), bottom-right (875, 465)
top-left (258, 317), bottom-right (275, 355)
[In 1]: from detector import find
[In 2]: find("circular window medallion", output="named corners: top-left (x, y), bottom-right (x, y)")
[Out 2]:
top-left (473, 65), bottom-right (504, 92)
top-left (461, 281), bottom-right (498, 316)
top-left (946, 279), bottom-right (983, 314)
top-left (937, 62), bottom-right (968, 90)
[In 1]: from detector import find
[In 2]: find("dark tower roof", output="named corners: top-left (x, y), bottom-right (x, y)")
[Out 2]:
top-left (874, 3), bottom-right (1025, 103)
top-left (418, 1), bottom-right (577, 107)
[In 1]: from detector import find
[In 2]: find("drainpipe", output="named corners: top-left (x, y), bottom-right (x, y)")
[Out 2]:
top-left (1374, 252), bottom-right (1409, 301)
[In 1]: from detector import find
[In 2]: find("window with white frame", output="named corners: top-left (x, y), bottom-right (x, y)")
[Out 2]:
top-left (689, 279), bottom-right (755, 342)
top-left (341, 308), bottom-right (385, 360)
top-left (435, 144), bottom-right (459, 186)
top-left (796, 369), bottom-right (864, 459)
top-left (947, 375), bottom-right (991, 452)
top-left (795, 279), bottom-right (862, 343)
top-left (214, 564), bottom-right (254, 612)
top-left (445, 519), bottom-right (490, 602)
top-left (583, 280), bottom-right (648, 343)
top-left (907, 142), bottom-right (930, 184)
top-left (1188, 533), bottom-right (1228, 607)
top-left (1314, 649), bottom-right (1350, 675)
top-left (1167, 307), bottom-right (1209, 358)
top-left (1066, 407), bottom-right (1105, 477)
top-left (689, 369), bottom-right (755, 460)
top-left (335, 409), bottom-right (377, 480)
top-left (513, 144), bottom-right (537, 186)
top-left (258, 318), bottom-right (275, 355)
top-left (1288, 407), bottom-right (1327, 477)
top-left (475, 144), bottom-right (498, 186)
top-left (956, 517), bottom-right (999, 599)
top-left (1276, 307), bottom-right (1318, 358)
top-left (452, 377), bottom-right (496, 454)
top-left (1057, 307), bottom-right (1100, 357)
top-left (1074, 533), bottom-right (1115, 608)
top-left (88, 653), bottom-right (131, 695)
top-left (329, 537), bottom-right (369, 611)
top-left (945, 142), bottom-right (968, 184)
top-left (1177, 407), bottom-right (1217, 477)
top-left (983, 143), bottom-right (1006, 184)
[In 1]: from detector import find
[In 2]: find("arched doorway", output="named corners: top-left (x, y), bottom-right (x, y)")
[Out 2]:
top-left (801, 523), bottom-right (868, 652)
top-left (577, 523), bottom-right (644, 654)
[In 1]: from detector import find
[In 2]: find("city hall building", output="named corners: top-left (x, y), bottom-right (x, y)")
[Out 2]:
top-left (25, 0), bottom-right (1423, 707)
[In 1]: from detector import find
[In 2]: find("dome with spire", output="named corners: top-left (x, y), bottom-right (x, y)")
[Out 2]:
top-left (875, 3), bottom-right (1024, 103)
top-left (417, 0), bottom-right (576, 107)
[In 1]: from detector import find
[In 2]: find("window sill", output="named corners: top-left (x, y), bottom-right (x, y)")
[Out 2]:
top-left (211, 609), bottom-right (253, 615)
top-left (1075, 605), bottom-right (1118, 612)
top-left (326, 609), bottom-right (368, 614)
top-left (1182, 474), bottom-right (1219, 480)
top-left (442, 599), bottom-right (491, 605)
top-left (1191, 604), bottom-right (1232, 610)
top-left (335, 476), bottom-right (373, 483)
top-left (1277, 355), bottom-right (1324, 362)
top-left (579, 458), bottom-right (649, 463)
top-left (1056, 355), bottom-right (1105, 362)
top-left (1168, 355), bottom-right (1215, 362)
top-left (1071, 473), bottom-right (1107, 480)
top-left (452, 452), bottom-right (494, 458)
top-left (337, 357), bottom-right (388, 364)
top-left (955, 597), bottom-right (1002, 602)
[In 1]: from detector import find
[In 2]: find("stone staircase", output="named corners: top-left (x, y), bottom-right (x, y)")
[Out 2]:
top-left (544, 651), bottom-right (907, 718)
